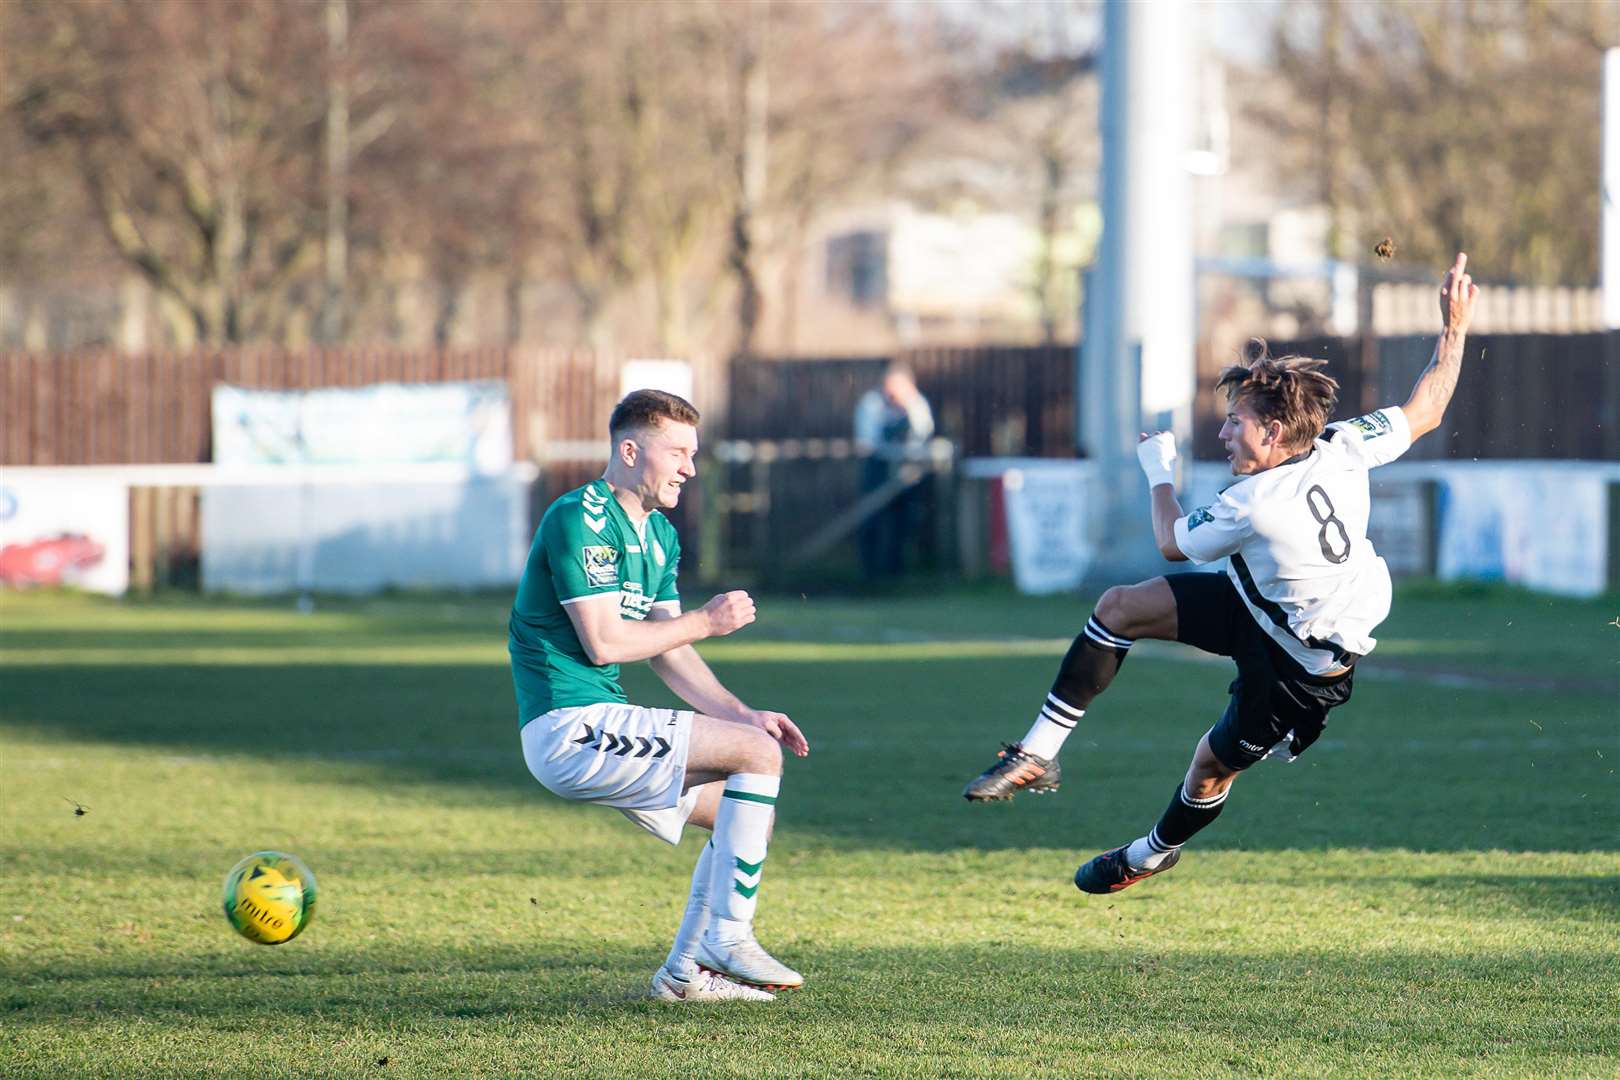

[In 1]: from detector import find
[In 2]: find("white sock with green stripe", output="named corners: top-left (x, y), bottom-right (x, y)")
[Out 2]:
top-left (663, 839), bottom-right (713, 979)
top-left (705, 773), bottom-right (779, 944)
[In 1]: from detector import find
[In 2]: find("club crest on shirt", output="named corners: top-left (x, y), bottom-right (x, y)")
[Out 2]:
top-left (651, 538), bottom-right (666, 567)
top-left (1187, 506), bottom-right (1214, 531)
top-left (581, 545), bottom-right (619, 587)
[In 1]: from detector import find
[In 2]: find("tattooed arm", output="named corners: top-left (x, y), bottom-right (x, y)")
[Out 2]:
top-left (1403, 252), bottom-right (1480, 441)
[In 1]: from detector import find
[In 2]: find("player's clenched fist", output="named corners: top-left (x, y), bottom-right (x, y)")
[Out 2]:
top-left (701, 590), bottom-right (757, 636)
top-left (1136, 430), bottom-right (1178, 489)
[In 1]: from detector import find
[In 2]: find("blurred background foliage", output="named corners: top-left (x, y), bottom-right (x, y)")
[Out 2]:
top-left (2, 0), bottom-right (1615, 355)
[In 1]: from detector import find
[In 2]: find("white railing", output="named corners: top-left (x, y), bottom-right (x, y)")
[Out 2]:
top-left (1372, 283), bottom-right (1606, 335)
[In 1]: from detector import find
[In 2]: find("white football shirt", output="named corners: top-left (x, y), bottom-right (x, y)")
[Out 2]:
top-left (1172, 406), bottom-right (1414, 674)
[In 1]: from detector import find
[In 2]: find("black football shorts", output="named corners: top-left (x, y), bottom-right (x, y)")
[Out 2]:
top-left (1165, 571), bottom-right (1355, 771)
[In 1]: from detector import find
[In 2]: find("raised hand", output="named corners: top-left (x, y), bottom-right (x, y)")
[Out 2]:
top-left (1439, 252), bottom-right (1479, 334)
top-left (1136, 430), bottom-right (1178, 488)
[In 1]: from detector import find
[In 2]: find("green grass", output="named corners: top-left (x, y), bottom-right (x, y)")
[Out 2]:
top-left (1, 583), bottom-right (1616, 1078)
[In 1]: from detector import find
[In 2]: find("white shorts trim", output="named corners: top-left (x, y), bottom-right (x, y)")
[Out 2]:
top-left (619, 786), bottom-right (702, 846)
top-left (520, 702), bottom-right (696, 842)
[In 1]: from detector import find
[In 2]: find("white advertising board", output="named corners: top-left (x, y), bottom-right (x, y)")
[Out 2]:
top-left (1435, 466), bottom-right (1610, 597)
top-left (0, 475), bottom-right (129, 595)
top-left (212, 381), bottom-right (512, 472)
top-left (621, 360), bottom-right (694, 403)
top-left (997, 460), bottom-right (1095, 595)
top-left (200, 471), bottom-right (533, 595)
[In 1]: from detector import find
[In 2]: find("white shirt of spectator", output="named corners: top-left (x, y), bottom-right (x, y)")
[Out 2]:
top-left (853, 389), bottom-right (935, 459)
top-left (1172, 406), bottom-right (1414, 675)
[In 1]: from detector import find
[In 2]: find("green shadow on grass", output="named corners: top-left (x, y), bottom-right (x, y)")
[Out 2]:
top-left (3, 642), bottom-right (1616, 855)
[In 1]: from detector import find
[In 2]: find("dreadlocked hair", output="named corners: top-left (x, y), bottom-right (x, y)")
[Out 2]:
top-left (1214, 338), bottom-right (1340, 451)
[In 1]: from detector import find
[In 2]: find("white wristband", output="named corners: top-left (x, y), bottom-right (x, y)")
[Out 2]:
top-left (1136, 432), bottom-right (1178, 488)
top-left (1140, 460), bottom-right (1174, 488)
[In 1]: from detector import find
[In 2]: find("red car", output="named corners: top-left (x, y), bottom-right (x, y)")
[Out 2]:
top-left (0, 534), bottom-right (106, 586)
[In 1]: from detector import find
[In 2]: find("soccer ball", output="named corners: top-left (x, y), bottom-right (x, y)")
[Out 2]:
top-left (222, 851), bottom-right (318, 945)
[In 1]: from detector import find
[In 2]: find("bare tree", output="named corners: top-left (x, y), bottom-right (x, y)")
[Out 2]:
top-left (9, 0), bottom-right (333, 345)
top-left (1263, 0), bottom-right (1617, 285)
top-left (1, 0), bottom-right (982, 354)
top-left (751, 3), bottom-right (958, 352)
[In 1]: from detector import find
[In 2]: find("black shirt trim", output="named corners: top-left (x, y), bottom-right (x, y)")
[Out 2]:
top-left (1229, 553), bottom-right (1358, 666)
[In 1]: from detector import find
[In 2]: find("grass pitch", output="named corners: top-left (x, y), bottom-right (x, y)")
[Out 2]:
top-left (1, 582), bottom-right (1616, 1078)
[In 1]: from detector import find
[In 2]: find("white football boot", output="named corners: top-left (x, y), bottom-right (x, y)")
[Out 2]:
top-left (650, 965), bottom-right (775, 1003)
top-left (694, 933), bottom-right (803, 990)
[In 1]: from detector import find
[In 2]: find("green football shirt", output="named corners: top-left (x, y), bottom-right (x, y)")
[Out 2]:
top-left (508, 479), bottom-right (682, 724)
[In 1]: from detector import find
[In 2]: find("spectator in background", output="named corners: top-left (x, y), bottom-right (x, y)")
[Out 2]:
top-left (853, 362), bottom-right (935, 579)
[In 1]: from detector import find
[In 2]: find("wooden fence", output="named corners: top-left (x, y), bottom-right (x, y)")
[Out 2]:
top-left (1366, 332), bottom-right (1620, 461)
top-left (1194, 332), bottom-right (1619, 462)
top-left (741, 333), bottom-right (1619, 464)
top-left (8, 334), bottom-right (1609, 468)
top-left (3, 335), bottom-right (1613, 589)
top-left (1372, 283), bottom-right (1605, 335)
top-left (0, 347), bottom-right (700, 466)
top-left (728, 344), bottom-right (1077, 457)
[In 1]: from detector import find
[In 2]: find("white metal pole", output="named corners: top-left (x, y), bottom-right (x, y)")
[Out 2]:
top-left (1081, 0), bottom-right (1198, 580)
top-left (1603, 49), bottom-right (1620, 328)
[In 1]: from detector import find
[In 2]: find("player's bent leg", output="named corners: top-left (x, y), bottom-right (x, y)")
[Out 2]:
top-left (657, 790), bottom-right (722, 984)
top-left (1076, 733), bottom-right (1241, 895)
top-left (1183, 735), bottom-right (1240, 800)
top-left (682, 714), bottom-right (782, 788)
top-left (963, 578), bottom-right (1178, 803)
top-left (1093, 577), bottom-right (1179, 642)
top-left (696, 769), bottom-right (802, 989)
top-left (682, 779), bottom-right (726, 832)
top-left (679, 716), bottom-right (801, 990)
top-left (651, 779), bottom-right (789, 1001)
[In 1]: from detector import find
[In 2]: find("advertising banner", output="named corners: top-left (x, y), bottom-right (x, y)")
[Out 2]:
top-left (1366, 478), bottom-right (1431, 577)
top-left (212, 380), bottom-right (512, 472)
top-left (1436, 467), bottom-right (1609, 597)
top-left (999, 460), bottom-right (1095, 595)
top-left (0, 476), bottom-right (129, 595)
top-left (199, 470), bottom-right (532, 595)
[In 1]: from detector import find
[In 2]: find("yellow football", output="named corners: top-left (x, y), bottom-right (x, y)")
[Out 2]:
top-left (222, 851), bottom-right (317, 945)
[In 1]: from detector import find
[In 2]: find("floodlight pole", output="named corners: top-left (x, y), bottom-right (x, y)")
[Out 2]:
top-left (1603, 48), bottom-right (1620, 329)
top-left (1080, 0), bottom-right (1198, 582)
top-left (296, 393), bottom-right (315, 613)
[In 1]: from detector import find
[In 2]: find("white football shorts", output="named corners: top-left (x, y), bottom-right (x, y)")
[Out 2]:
top-left (520, 702), bottom-right (698, 845)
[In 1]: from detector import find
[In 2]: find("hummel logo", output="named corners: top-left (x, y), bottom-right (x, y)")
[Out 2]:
top-left (585, 514), bottom-right (607, 533)
top-left (571, 724), bottom-right (671, 758)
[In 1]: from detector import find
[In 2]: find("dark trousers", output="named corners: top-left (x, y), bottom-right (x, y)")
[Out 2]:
top-left (858, 459), bottom-right (915, 578)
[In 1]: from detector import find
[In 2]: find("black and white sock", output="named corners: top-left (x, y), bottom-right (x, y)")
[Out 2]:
top-left (1020, 615), bottom-right (1134, 759)
top-left (1019, 693), bottom-right (1082, 759)
top-left (1124, 781), bottom-right (1229, 870)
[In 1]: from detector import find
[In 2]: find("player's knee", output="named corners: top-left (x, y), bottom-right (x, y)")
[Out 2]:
top-left (1185, 773), bottom-right (1233, 801)
top-left (1094, 585), bottom-right (1132, 634)
top-left (1186, 751), bottom-right (1237, 798)
top-left (735, 727), bottom-right (782, 776)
